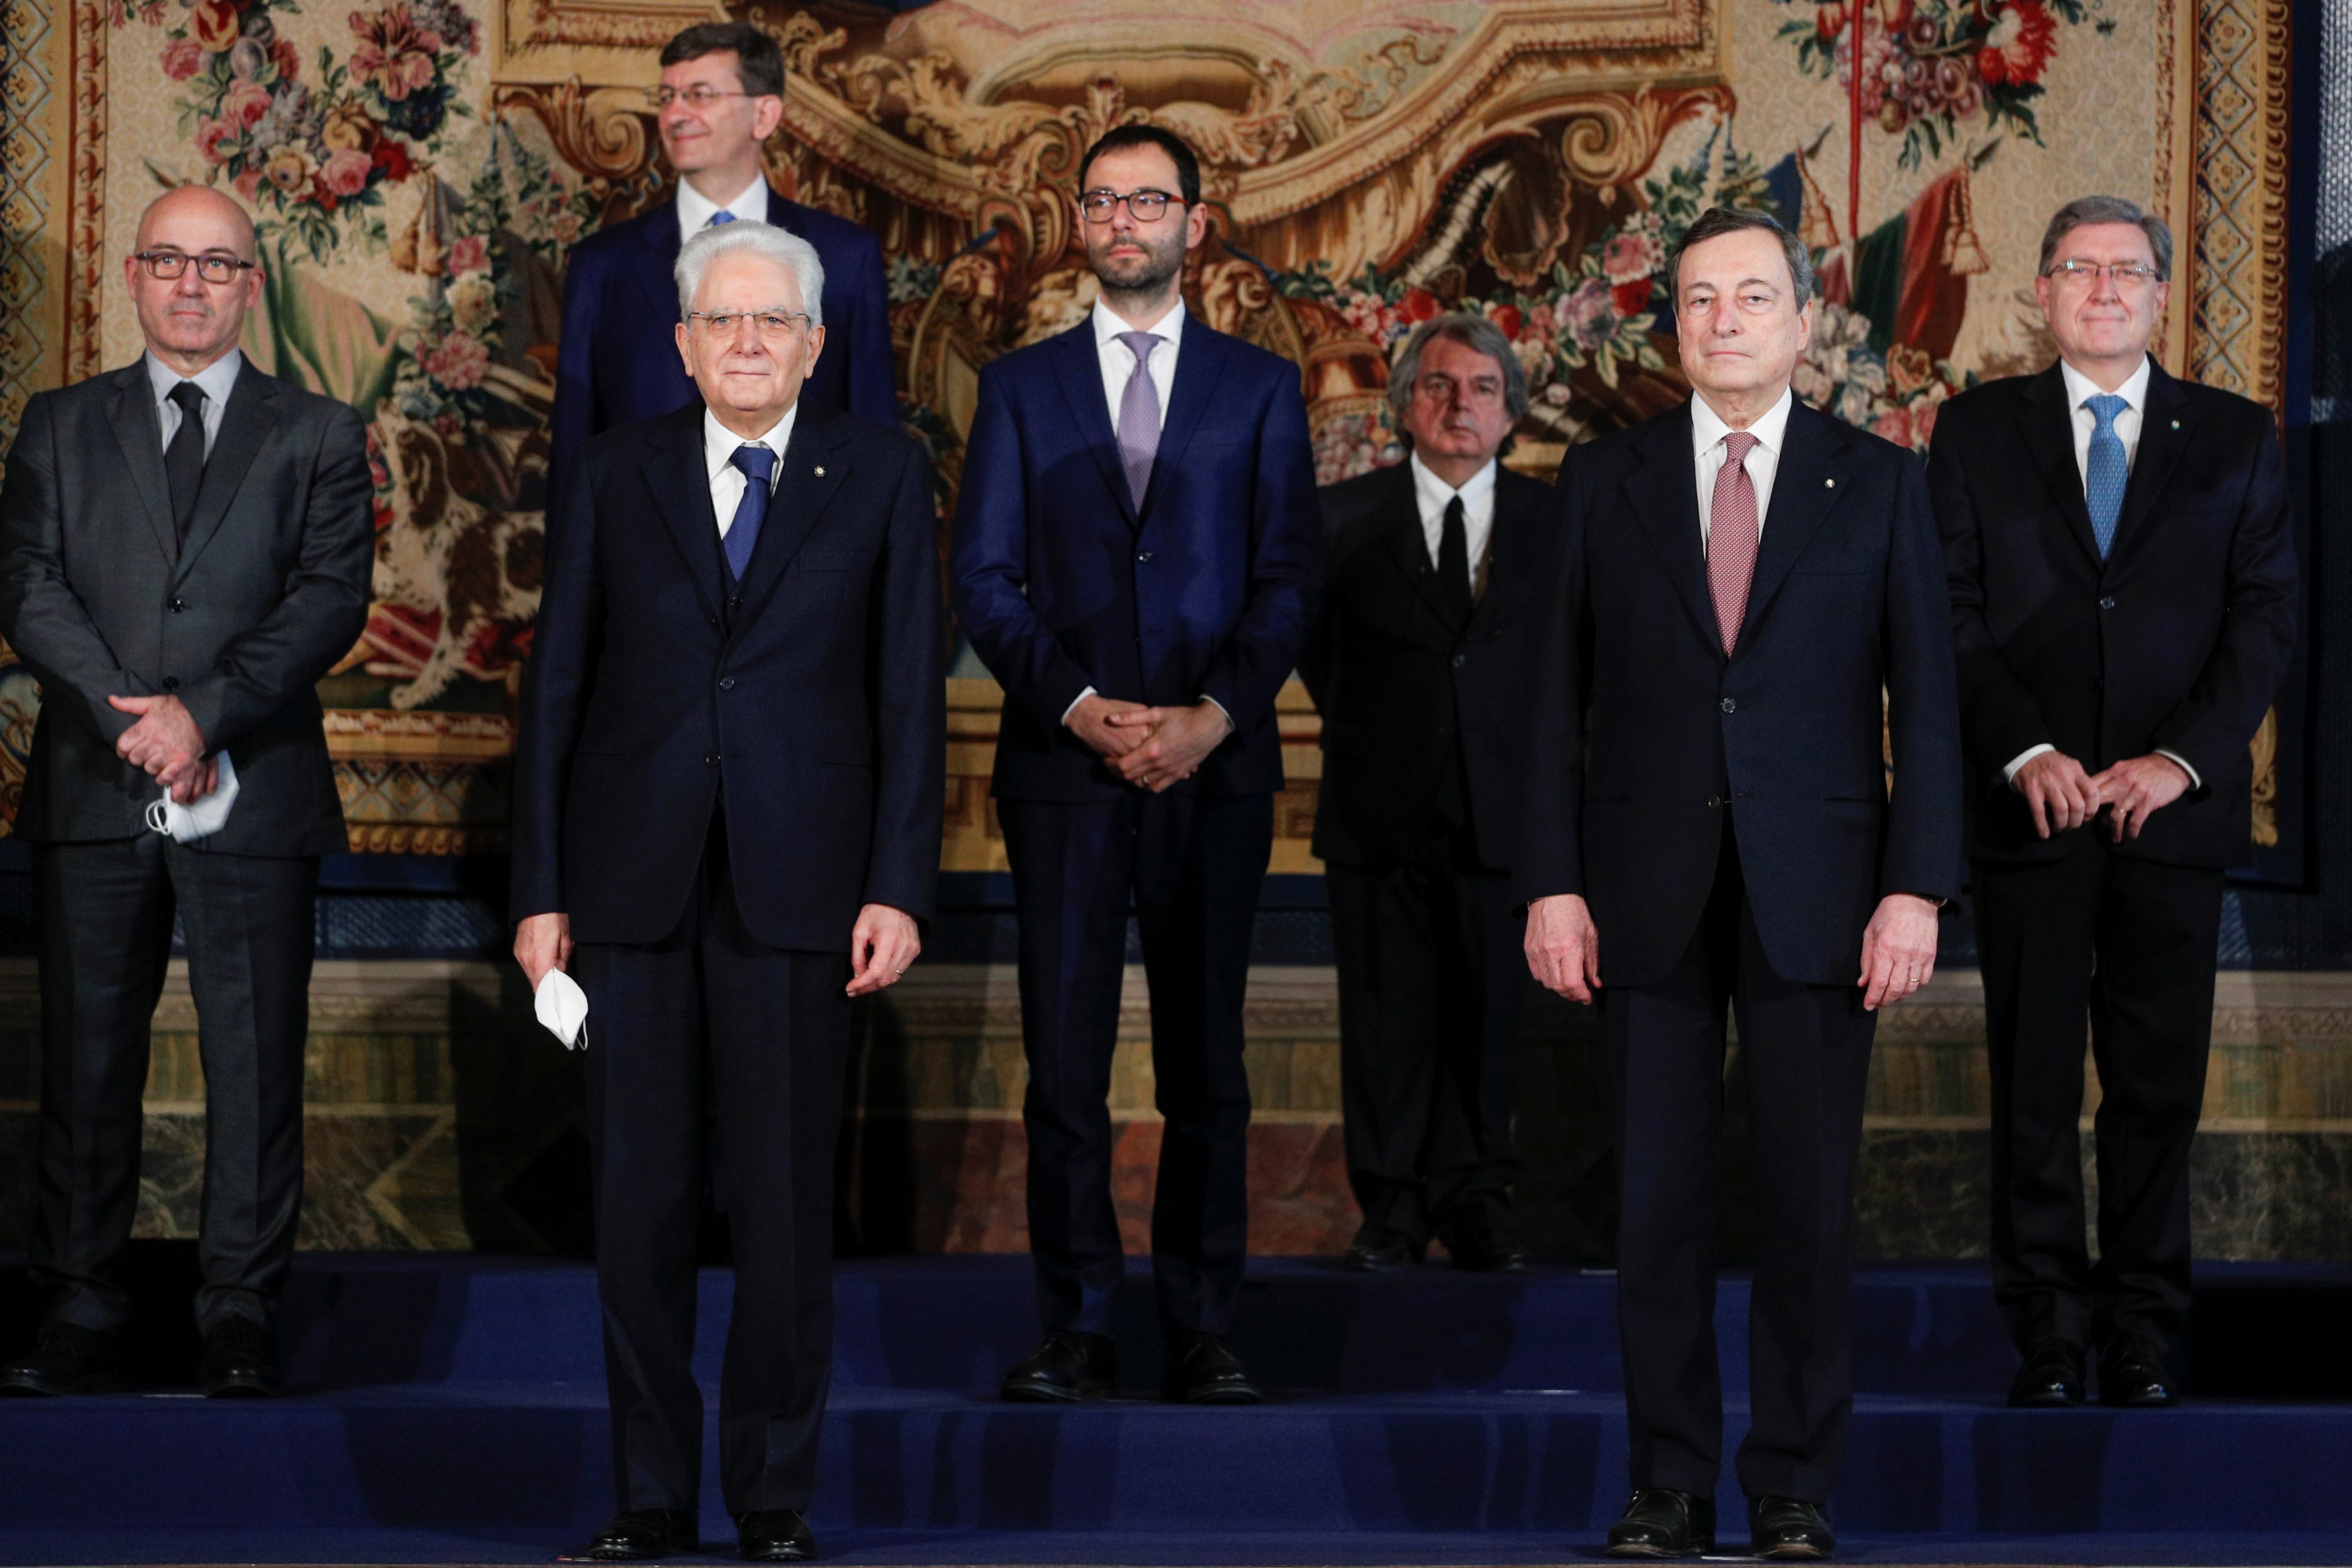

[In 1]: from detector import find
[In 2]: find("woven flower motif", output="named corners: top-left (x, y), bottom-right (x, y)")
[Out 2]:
top-left (349, 4), bottom-right (445, 102)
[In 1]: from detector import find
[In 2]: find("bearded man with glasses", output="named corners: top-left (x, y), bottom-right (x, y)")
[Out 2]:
top-left (1928, 195), bottom-right (2297, 1411)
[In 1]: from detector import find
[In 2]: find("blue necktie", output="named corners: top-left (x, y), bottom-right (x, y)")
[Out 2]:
top-left (2084, 393), bottom-right (2128, 559)
top-left (725, 444), bottom-right (774, 581)
top-left (707, 210), bottom-right (736, 228)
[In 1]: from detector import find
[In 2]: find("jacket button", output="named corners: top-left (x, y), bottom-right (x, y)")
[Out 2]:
top-left (2089, 678), bottom-right (2104, 693)
top-left (2099, 596), bottom-right (2116, 610)
top-left (1706, 794), bottom-right (1723, 809)
top-left (707, 613), bottom-right (720, 629)
top-left (705, 753), bottom-right (720, 766)
top-left (719, 677), bottom-right (736, 691)
top-left (1452, 653), bottom-right (1467, 668)
top-left (162, 676), bottom-right (180, 691)
top-left (1436, 724), bottom-right (1454, 737)
top-left (168, 597), bottom-right (187, 613)
top-left (1137, 551), bottom-right (1154, 563)
top-left (1721, 697), bottom-right (1737, 714)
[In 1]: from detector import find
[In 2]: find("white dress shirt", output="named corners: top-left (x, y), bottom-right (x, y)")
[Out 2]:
top-left (1409, 452), bottom-right (1497, 594)
top-left (1691, 386), bottom-right (1794, 551)
top-left (703, 403), bottom-right (798, 536)
top-left (677, 174), bottom-right (771, 244)
top-left (144, 348), bottom-right (243, 459)
top-left (2003, 354), bottom-right (2198, 789)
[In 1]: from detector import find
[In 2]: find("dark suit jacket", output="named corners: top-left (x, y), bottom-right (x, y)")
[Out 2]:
top-left (947, 318), bottom-right (1321, 802)
top-left (550, 188), bottom-right (897, 495)
top-left (1300, 459), bottom-right (1553, 870)
top-left (510, 401), bottom-right (943, 950)
top-left (0, 358), bottom-right (374, 856)
top-left (1929, 360), bottom-right (2298, 867)
top-left (1516, 397), bottom-right (1964, 988)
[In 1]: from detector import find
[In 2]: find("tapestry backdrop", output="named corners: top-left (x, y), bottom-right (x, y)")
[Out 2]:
top-left (0, 0), bottom-right (2303, 878)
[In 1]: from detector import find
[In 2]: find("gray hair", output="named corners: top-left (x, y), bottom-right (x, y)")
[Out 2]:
top-left (2038, 194), bottom-right (2174, 281)
top-left (1387, 312), bottom-right (1530, 430)
top-left (674, 218), bottom-right (826, 327)
top-left (1668, 205), bottom-right (1815, 308)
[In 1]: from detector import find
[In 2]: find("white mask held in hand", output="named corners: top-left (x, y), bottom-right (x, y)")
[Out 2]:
top-left (535, 969), bottom-right (590, 1050)
top-left (143, 753), bottom-right (239, 844)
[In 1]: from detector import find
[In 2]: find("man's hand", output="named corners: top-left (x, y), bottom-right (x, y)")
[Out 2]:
top-left (2089, 754), bottom-right (2193, 842)
top-left (1066, 694), bottom-right (1155, 759)
top-left (847, 903), bottom-right (921, 997)
top-left (110, 694), bottom-right (209, 801)
top-left (1858, 893), bottom-right (1940, 1011)
top-left (1524, 893), bottom-right (1602, 1004)
top-left (2011, 749), bottom-right (2101, 839)
top-left (514, 912), bottom-right (572, 990)
top-left (1106, 700), bottom-right (1232, 793)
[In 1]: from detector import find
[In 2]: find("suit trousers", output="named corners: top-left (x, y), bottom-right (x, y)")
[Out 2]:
top-left (1974, 842), bottom-right (2224, 1359)
top-left (999, 789), bottom-right (1274, 1341)
top-left (1327, 823), bottom-right (1524, 1244)
top-left (31, 834), bottom-right (316, 1334)
top-left (573, 813), bottom-right (851, 1516)
top-left (1604, 825), bottom-right (1876, 1503)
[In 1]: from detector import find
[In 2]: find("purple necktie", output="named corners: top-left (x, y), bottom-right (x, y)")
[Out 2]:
top-left (1115, 330), bottom-right (1162, 508)
top-left (1707, 431), bottom-right (1760, 654)
top-left (725, 444), bottom-right (774, 581)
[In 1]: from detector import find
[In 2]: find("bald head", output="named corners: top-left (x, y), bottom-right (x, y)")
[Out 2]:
top-left (126, 185), bottom-right (264, 375)
top-left (136, 185), bottom-right (259, 261)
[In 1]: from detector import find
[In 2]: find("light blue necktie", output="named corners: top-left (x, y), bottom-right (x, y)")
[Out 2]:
top-left (707, 210), bottom-right (736, 228)
top-left (725, 445), bottom-right (774, 581)
top-left (2084, 393), bottom-right (2129, 559)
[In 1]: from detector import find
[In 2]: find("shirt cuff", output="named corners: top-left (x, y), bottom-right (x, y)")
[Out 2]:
top-left (1200, 695), bottom-right (1233, 732)
top-left (1060, 687), bottom-right (1097, 727)
top-left (2155, 748), bottom-right (2202, 790)
top-left (2002, 744), bottom-right (2056, 785)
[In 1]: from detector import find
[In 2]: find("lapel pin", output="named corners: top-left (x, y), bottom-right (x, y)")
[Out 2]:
top-left (1825, 477), bottom-right (1836, 488)
top-left (2170, 420), bottom-right (2181, 430)
top-left (814, 465), bottom-right (826, 477)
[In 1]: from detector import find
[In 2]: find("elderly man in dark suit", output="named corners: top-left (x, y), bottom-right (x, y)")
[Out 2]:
top-left (1302, 313), bottom-right (1551, 1275)
top-left (550, 20), bottom-right (896, 494)
top-left (1930, 195), bottom-right (2297, 1411)
top-left (1520, 207), bottom-right (1963, 1560)
top-left (512, 217), bottom-right (942, 1563)
top-left (948, 125), bottom-right (1321, 1408)
top-left (0, 186), bottom-right (374, 1399)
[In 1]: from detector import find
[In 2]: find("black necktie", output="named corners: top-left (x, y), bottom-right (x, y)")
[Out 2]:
top-left (165, 382), bottom-right (209, 547)
top-left (1437, 494), bottom-right (1473, 623)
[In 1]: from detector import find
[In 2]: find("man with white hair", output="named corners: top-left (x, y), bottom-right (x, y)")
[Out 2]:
top-left (512, 218), bottom-right (943, 1562)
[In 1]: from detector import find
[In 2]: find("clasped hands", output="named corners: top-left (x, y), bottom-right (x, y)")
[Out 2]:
top-left (2012, 749), bottom-right (2191, 843)
top-left (109, 692), bottom-right (216, 804)
top-left (1067, 692), bottom-right (1232, 793)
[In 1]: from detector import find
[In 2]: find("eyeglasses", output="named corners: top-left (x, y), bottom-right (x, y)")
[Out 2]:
top-left (1079, 188), bottom-right (1182, 223)
top-left (1412, 373), bottom-right (1506, 409)
top-left (2046, 259), bottom-right (2163, 289)
top-left (133, 250), bottom-right (256, 284)
top-left (687, 309), bottom-right (814, 339)
top-left (647, 85), bottom-right (755, 111)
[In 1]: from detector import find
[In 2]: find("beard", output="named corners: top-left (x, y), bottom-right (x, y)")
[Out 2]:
top-left (1088, 228), bottom-right (1186, 301)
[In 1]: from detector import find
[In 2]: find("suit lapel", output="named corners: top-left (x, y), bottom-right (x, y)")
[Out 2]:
top-left (1375, 464), bottom-right (1462, 635)
top-left (2017, 364), bottom-right (2104, 569)
top-left (1622, 403), bottom-right (1721, 655)
top-left (105, 364), bottom-right (178, 567)
top-left (644, 407), bottom-right (725, 619)
top-left (1736, 402), bottom-right (1849, 644)
top-left (731, 406), bottom-right (853, 625)
top-left (172, 362), bottom-right (281, 583)
top-left (1139, 323), bottom-right (1229, 521)
top-left (1048, 324), bottom-right (1136, 526)
top-left (2109, 360), bottom-right (2193, 562)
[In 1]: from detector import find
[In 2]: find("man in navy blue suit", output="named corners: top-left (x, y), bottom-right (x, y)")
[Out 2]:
top-left (550, 21), bottom-right (896, 495)
top-left (512, 219), bottom-right (942, 1564)
top-left (1519, 208), bottom-right (1962, 1560)
top-left (948, 125), bottom-right (1321, 1407)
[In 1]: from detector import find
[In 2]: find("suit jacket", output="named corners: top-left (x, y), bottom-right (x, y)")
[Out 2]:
top-left (1929, 360), bottom-right (2298, 867)
top-left (510, 401), bottom-right (943, 950)
top-left (1516, 397), bottom-right (1964, 988)
top-left (947, 318), bottom-right (1321, 801)
top-left (550, 188), bottom-right (897, 495)
top-left (0, 359), bottom-right (373, 856)
top-left (1300, 459), bottom-right (1553, 870)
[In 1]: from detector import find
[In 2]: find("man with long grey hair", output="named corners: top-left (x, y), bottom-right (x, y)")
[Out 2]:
top-left (1300, 313), bottom-right (1551, 1275)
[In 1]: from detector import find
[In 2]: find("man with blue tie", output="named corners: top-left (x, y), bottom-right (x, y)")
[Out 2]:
top-left (1930, 196), bottom-right (2297, 1411)
top-left (550, 21), bottom-right (896, 495)
top-left (948, 125), bottom-right (1321, 1406)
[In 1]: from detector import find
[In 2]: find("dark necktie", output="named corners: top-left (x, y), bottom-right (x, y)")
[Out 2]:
top-left (1437, 494), bottom-right (1473, 623)
top-left (2084, 393), bottom-right (2128, 558)
top-left (725, 444), bottom-right (775, 581)
top-left (165, 381), bottom-right (209, 548)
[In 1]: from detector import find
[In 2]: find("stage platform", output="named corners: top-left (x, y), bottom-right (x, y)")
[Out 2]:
top-left (3, 1253), bottom-right (2352, 1565)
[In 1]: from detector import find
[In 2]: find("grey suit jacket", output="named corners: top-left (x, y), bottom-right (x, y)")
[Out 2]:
top-left (0, 358), bottom-right (375, 856)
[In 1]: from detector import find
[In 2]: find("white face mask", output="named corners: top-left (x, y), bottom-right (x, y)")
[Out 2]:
top-left (143, 753), bottom-right (239, 844)
top-left (535, 969), bottom-right (590, 1050)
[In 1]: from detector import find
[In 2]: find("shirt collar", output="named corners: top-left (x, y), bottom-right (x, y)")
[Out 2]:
top-left (1090, 295), bottom-right (1186, 354)
top-left (2059, 354), bottom-right (2152, 414)
top-left (144, 347), bottom-right (244, 412)
top-left (1408, 451), bottom-right (1498, 515)
top-left (704, 402), bottom-right (799, 482)
top-left (677, 175), bottom-right (770, 238)
top-left (1689, 384), bottom-right (1794, 460)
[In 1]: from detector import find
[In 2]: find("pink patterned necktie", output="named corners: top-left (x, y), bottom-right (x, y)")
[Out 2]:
top-left (1707, 431), bottom-right (1761, 654)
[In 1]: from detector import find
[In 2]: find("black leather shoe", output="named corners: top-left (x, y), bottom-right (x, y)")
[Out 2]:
top-left (583, 1508), bottom-right (698, 1561)
top-left (199, 1316), bottom-right (277, 1398)
top-left (2099, 1335), bottom-right (2178, 1408)
top-left (999, 1330), bottom-right (1115, 1403)
top-left (2005, 1336), bottom-right (2086, 1407)
top-left (0, 1321), bottom-right (122, 1397)
top-left (1605, 1489), bottom-right (1714, 1557)
top-left (736, 1508), bottom-right (815, 1562)
top-left (1442, 1218), bottom-right (1529, 1273)
top-left (1750, 1495), bottom-right (1836, 1560)
top-left (1341, 1223), bottom-right (1424, 1272)
top-left (1161, 1331), bottom-right (1262, 1404)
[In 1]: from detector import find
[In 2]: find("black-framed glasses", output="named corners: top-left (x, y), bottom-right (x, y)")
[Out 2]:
top-left (2046, 259), bottom-right (2163, 289)
top-left (647, 85), bottom-right (754, 111)
top-left (687, 309), bottom-right (814, 339)
top-left (1079, 188), bottom-right (1181, 223)
top-left (133, 250), bottom-right (256, 284)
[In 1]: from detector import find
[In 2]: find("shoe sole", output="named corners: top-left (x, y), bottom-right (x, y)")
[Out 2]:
top-left (1606, 1542), bottom-right (1711, 1558)
top-left (1757, 1543), bottom-right (1830, 1560)
top-left (999, 1380), bottom-right (1111, 1403)
top-left (1164, 1387), bottom-right (1263, 1405)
